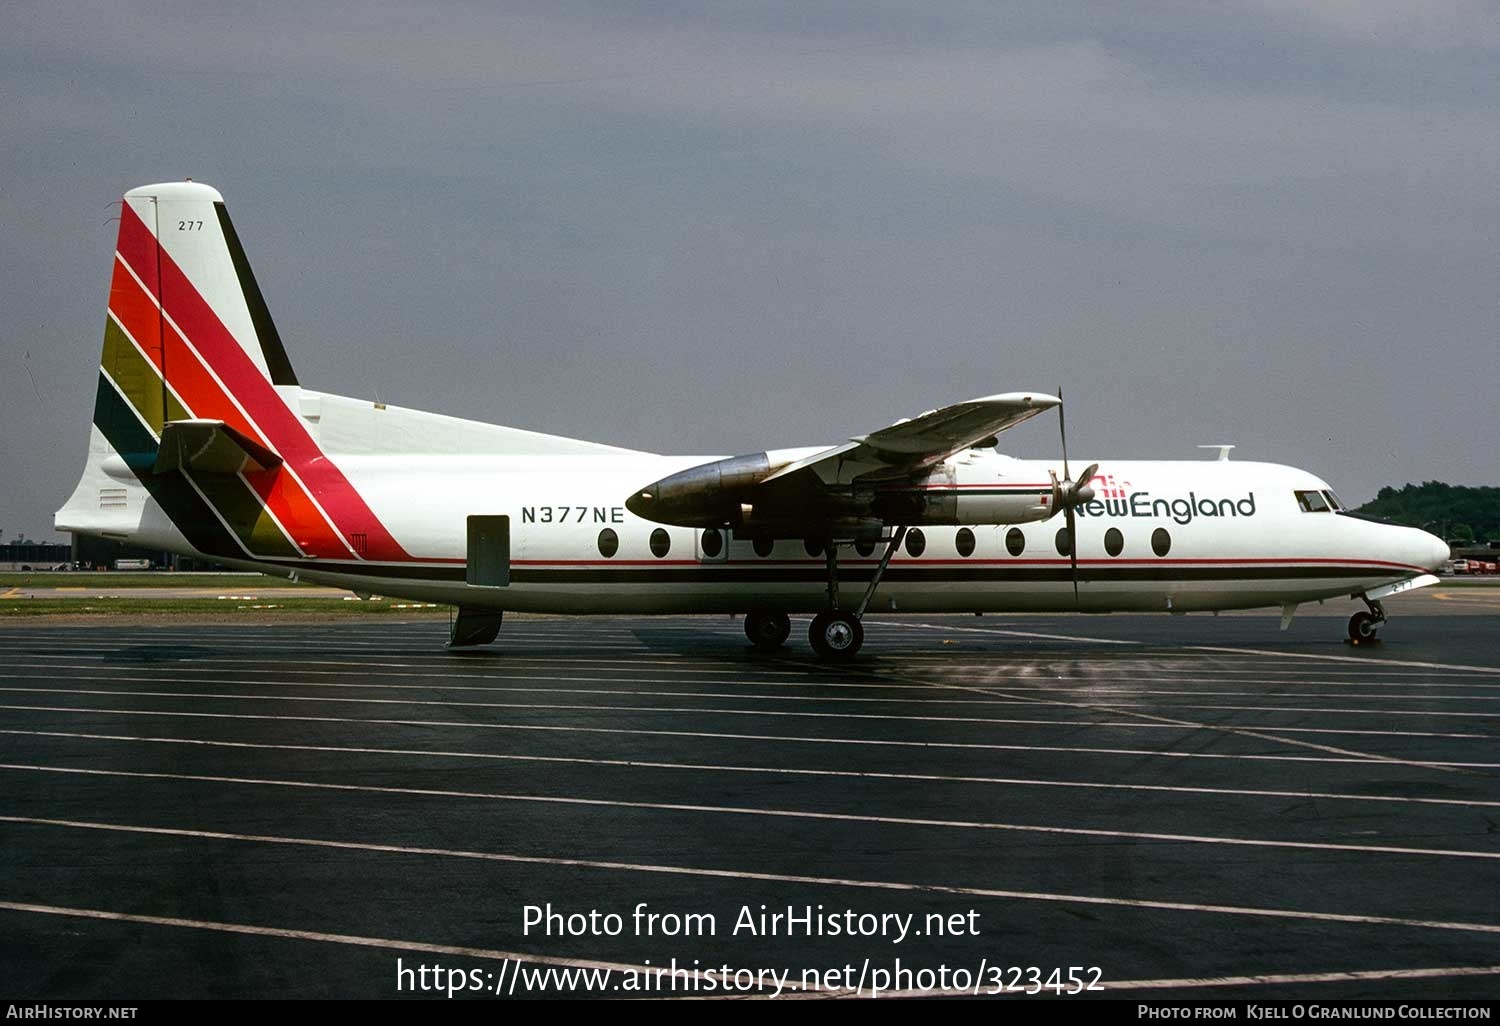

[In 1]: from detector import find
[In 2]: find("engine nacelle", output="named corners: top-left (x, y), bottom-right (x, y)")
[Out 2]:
top-left (626, 450), bottom-right (818, 527)
top-left (872, 466), bottom-right (1054, 526)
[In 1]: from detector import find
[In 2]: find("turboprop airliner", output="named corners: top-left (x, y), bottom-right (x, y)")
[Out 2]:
top-left (56, 181), bottom-right (1449, 658)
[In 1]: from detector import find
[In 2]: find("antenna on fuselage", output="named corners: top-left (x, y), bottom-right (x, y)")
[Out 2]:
top-left (1197, 445), bottom-right (1235, 462)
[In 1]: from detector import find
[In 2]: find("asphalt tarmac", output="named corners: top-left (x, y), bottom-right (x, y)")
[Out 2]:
top-left (1, 602), bottom-right (1498, 1000)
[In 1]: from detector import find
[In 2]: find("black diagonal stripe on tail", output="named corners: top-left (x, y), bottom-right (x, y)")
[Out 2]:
top-left (93, 373), bottom-right (243, 559)
top-left (214, 201), bottom-right (297, 386)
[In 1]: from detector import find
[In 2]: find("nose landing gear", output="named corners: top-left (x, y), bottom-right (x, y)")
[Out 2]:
top-left (1347, 597), bottom-right (1386, 644)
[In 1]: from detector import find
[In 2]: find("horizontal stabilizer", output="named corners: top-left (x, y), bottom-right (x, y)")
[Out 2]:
top-left (153, 419), bottom-right (283, 475)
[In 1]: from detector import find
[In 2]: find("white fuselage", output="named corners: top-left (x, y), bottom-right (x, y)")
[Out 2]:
top-left (85, 443), bottom-right (1443, 617)
top-left (54, 181), bottom-right (1448, 630)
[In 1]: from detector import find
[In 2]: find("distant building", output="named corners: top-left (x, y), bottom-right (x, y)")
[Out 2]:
top-left (70, 535), bottom-right (176, 570)
top-left (0, 540), bottom-right (72, 570)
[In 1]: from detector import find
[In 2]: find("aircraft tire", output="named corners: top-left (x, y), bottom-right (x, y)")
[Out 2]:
top-left (1348, 611), bottom-right (1379, 642)
top-left (744, 611), bottom-right (792, 650)
top-left (809, 611), bottom-right (863, 660)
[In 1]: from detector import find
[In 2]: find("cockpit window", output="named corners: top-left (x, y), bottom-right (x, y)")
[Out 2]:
top-left (1295, 489), bottom-right (1330, 512)
top-left (1322, 490), bottom-right (1343, 510)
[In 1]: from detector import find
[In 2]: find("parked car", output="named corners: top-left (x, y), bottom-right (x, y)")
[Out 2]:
top-left (1452, 559), bottom-right (1470, 574)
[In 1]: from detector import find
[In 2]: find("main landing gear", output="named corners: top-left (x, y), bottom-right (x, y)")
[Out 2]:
top-left (800, 526), bottom-right (907, 660)
top-left (744, 611), bottom-right (792, 650)
top-left (742, 528), bottom-right (907, 660)
top-left (1347, 596), bottom-right (1386, 644)
top-left (809, 609), bottom-right (863, 660)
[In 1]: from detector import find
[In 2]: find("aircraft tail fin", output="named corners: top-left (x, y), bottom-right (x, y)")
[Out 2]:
top-left (57, 180), bottom-right (638, 563)
top-left (96, 181), bottom-right (295, 442)
top-left (58, 181), bottom-right (409, 563)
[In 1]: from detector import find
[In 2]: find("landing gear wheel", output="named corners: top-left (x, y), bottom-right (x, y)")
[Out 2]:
top-left (1348, 611), bottom-right (1380, 643)
top-left (809, 610), bottom-right (863, 660)
top-left (744, 611), bottom-right (792, 650)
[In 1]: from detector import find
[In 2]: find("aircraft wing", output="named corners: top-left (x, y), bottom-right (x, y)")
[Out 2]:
top-left (761, 392), bottom-right (1058, 486)
top-left (626, 391), bottom-right (1060, 530)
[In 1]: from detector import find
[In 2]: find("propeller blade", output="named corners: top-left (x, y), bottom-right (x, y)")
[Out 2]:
top-left (1057, 385), bottom-right (1070, 482)
top-left (1053, 388), bottom-right (1083, 607)
top-left (1066, 503), bottom-right (1079, 607)
top-left (1075, 462), bottom-right (1099, 504)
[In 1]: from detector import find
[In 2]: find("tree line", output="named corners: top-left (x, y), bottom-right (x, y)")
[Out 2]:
top-left (1356, 482), bottom-right (1500, 544)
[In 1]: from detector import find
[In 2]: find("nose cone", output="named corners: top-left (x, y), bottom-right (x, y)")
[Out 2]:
top-left (1422, 534), bottom-right (1446, 573)
top-left (1421, 530), bottom-right (1451, 572)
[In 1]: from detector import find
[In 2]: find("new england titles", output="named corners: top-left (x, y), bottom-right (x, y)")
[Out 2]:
top-left (1074, 490), bottom-right (1257, 526)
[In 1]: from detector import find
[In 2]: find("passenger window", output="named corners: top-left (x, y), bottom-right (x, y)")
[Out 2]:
top-left (904, 528), bottom-right (926, 558)
top-left (701, 527), bottom-right (723, 558)
top-left (855, 538), bottom-right (876, 557)
top-left (804, 538), bottom-right (824, 558)
top-left (649, 528), bottom-right (671, 558)
top-left (1005, 528), bottom-right (1025, 557)
top-left (1151, 527), bottom-right (1171, 557)
top-left (597, 528), bottom-right (619, 558)
top-left (753, 533), bottom-right (774, 558)
top-left (1055, 527), bottom-right (1072, 557)
top-left (955, 527), bottom-right (975, 558)
top-left (1104, 527), bottom-right (1124, 557)
top-left (1295, 490), bottom-right (1330, 512)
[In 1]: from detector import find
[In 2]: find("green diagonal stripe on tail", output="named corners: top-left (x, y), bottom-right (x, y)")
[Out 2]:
top-left (96, 323), bottom-right (300, 559)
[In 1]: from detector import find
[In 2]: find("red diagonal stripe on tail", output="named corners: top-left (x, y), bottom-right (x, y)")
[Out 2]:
top-left (108, 256), bottom-right (352, 559)
top-left (117, 201), bottom-right (410, 562)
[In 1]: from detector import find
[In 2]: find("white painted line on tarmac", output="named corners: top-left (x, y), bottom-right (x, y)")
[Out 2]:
top-left (1142, 702), bottom-right (1500, 719)
top-left (4, 763), bottom-right (1499, 860)
top-left (5, 727), bottom-right (1496, 809)
top-left (882, 621), bottom-right (1500, 676)
top-left (0, 702), bottom-right (1487, 766)
top-left (0, 691), bottom-right (1482, 737)
top-left (877, 675), bottom-right (1481, 774)
top-left (12, 664), bottom-right (1500, 701)
top-left (12, 891), bottom-right (1493, 1000)
top-left (0, 898), bottom-right (660, 985)
top-left (9, 686), bottom-right (1500, 752)
top-left (1088, 964), bottom-right (1500, 994)
top-left (4, 815), bottom-right (1499, 936)
top-left (869, 964), bottom-right (1500, 999)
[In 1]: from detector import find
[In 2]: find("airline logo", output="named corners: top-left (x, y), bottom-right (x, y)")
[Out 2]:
top-left (1091, 471), bottom-right (1132, 500)
top-left (1074, 490), bottom-right (1258, 525)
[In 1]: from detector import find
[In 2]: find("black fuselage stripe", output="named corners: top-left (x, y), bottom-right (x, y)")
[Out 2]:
top-left (267, 561), bottom-right (1395, 585)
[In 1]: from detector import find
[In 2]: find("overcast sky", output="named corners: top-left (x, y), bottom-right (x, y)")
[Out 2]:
top-left (3, 1), bottom-right (1497, 542)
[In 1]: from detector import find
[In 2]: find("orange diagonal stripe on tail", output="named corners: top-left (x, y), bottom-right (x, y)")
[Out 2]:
top-left (110, 261), bottom-right (352, 559)
top-left (116, 201), bottom-right (409, 562)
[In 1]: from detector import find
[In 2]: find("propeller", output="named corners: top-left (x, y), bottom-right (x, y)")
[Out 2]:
top-left (1048, 387), bottom-right (1098, 606)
